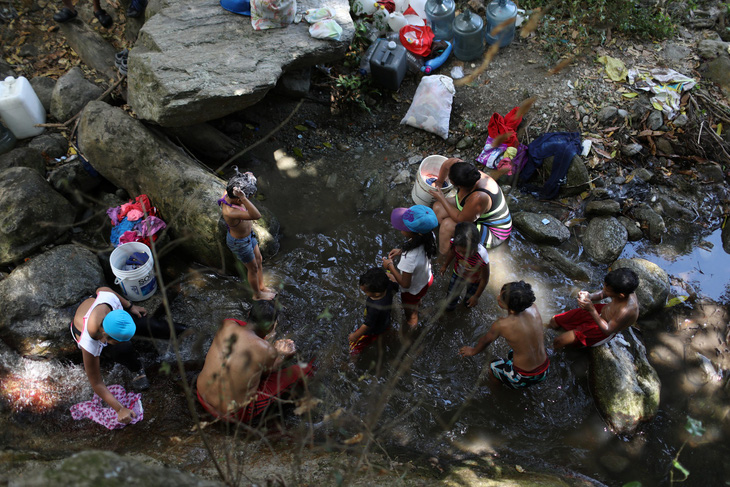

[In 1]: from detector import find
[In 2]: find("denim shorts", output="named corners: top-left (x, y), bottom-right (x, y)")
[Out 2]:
top-left (226, 231), bottom-right (258, 264)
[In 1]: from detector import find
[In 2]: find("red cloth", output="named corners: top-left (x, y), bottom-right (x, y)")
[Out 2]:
top-left (553, 304), bottom-right (612, 347)
top-left (349, 333), bottom-right (383, 356)
top-left (487, 106), bottom-right (523, 148)
top-left (401, 274), bottom-right (433, 306)
top-left (400, 25), bottom-right (435, 57)
top-left (118, 195), bottom-right (157, 223)
top-left (197, 359), bottom-right (315, 423)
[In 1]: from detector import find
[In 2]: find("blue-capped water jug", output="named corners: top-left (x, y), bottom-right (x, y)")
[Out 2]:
top-left (453, 9), bottom-right (484, 61)
top-left (484, 0), bottom-right (517, 47)
top-left (425, 0), bottom-right (455, 41)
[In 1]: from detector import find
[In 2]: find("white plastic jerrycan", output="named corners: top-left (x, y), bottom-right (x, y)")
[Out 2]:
top-left (0, 76), bottom-right (46, 139)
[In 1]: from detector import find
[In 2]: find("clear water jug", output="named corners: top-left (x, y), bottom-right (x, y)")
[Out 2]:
top-left (484, 0), bottom-right (517, 47)
top-left (453, 9), bottom-right (484, 61)
top-left (425, 0), bottom-right (455, 41)
top-left (0, 76), bottom-right (46, 139)
top-left (0, 123), bottom-right (16, 155)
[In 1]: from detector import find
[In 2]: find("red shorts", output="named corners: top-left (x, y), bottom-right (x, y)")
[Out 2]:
top-left (553, 304), bottom-right (614, 347)
top-left (197, 359), bottom-right (315, 423)
top-left (349, 333), bottom-right (383, 356)
top-left (401, 274), bottom-right (434, 306)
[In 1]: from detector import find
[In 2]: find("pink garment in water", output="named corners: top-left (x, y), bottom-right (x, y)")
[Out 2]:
top-left (70, 384), bottom-right (144, 429)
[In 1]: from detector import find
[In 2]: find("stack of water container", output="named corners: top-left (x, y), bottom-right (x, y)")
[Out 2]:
top-left (0, 76), bottom-right (46, 154)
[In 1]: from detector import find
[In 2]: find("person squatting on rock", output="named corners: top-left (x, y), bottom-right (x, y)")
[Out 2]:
top-left (349, 268), bottom-right (397, 357)
top-left (218, 171), bottom-right (276, 301)
top-left (382, 205), bottom-right (438, 330)
top-left (430, 158), bottom-right (512, 257)
top-left (71, 287), bottom-right (186, 423)
top-left (548, 268), bottom-right (640, 349)
top-left (459, 281), bottom-right (550, 389)
top-left (196, 301), bottom-right (314, 423)
top-left (440, 222), bottom-right (490, 311)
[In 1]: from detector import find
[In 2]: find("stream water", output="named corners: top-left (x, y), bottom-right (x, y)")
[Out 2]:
top-left (2, 143), bottom-right (729, 486)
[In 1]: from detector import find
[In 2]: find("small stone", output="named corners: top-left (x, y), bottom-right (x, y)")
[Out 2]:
top-left (614, 176), bottom-right (626, 184)
top-left (654, 137), bottom-right (674, 154)
top-left (673, 113), bottom-right (688, 127)
top-left (621, 143), bottom-right (643, 156)
top-left (392, 169), bottom-right (411, 185)
top-left (570, 99), bottom-right (579, 107)
top-left (445, 136), bottom-right (459, 146)
top-left (353, 146), bottom-right (365, 154)
top-left (647, 110), bottom-right (664, 131)
top-left (578, 106), bottom-right (587, 115)
top-left (336, 143), bottom-right (350, 152)
top-left (325, 174), bottom-right (337, 188)
top-left (582, 115), bottom-right (590, 125)
top-left (629, 168), bottom-right (653, 183)
top-left (408, 155), bottom-right (421, 165)
top-left (456, 136), bottom-right (474, 150)
top-left (19, 45), bottom-right (39, 58)
top-left (617, 109), bottom-right (629, 118)
top-left (597, 106), bottom-right (618, 122)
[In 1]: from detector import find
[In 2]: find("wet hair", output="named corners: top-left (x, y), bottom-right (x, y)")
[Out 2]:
top-left (605, 268), bottom-right (640, 295)
top-left (449, 162), bottom-right (481, 188)
top-left (248, 300), bottom-right (278, 335)
top-left (500, 281), bottom-right (535, 313)
top-left (359, 267), bottom-right (390, 293)
top-left (453, 222), bottom-right (480, 253)
top-left (226, 167), bottom-right (258, 199)
top-left (402, 231), bottom-right (437, 259)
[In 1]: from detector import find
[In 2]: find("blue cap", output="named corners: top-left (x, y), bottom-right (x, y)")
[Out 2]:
top-left (102, 310), bottom-right (136, 342)
top-left (220, 0), bottom-right (250, 15)
top-left (391, 205), bottom-right (438, 234)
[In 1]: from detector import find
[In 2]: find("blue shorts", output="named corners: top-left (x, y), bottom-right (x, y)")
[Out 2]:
top-left (226, 231), bottom-right (258, 264)
top-left (490, 350), bottom-right (549, 389)
top-left (446, 272), bottom-right (479, 311)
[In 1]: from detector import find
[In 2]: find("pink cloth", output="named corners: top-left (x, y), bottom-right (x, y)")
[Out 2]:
top-left (126, 209), bottom-right (144, 221)
top-left (135, 216), bottom-right (166, 237)
top-left (70, 384), bottom-right (144, 429)
top-left (119, 230), bottom-right (141, 244)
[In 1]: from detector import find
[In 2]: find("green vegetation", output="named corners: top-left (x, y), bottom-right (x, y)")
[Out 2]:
top-left (334, 73), bottom-right (380, 112)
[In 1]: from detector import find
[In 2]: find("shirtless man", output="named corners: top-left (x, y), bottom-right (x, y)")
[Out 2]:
top-left (459, 281), bottom-right (549, 389)
top-left (196, 301), bottom-right (313, 423)
top-left (548, 268), bottom-right (640, 349)
top-left (218, 172), bottom-right (275, 300)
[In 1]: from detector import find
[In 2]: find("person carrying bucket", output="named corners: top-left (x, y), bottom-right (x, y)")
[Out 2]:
top-left (71, 287), bottom-right (188, 424)
top-left (429, 158), bottom-right (512, 257)
top-left (218, 171), bottom-right (276, 301)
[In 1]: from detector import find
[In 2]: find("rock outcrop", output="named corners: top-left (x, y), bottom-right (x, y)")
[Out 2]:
top-left (611, 258), bottom-right (669, 317)
top-left (512, 212), bottom-right (571, 245)
top-left (582, 216), bottom-right (627, 264)
top-left (128, 0), bottom-right (354, 126)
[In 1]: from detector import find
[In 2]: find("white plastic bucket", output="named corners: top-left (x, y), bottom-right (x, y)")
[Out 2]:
top-left (109, 242), bottom-right (158, 302)
top-left (411, 154), bottom-right (455, 206)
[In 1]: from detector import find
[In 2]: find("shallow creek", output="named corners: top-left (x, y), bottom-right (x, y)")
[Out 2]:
top-left (2, 146), bottom-right (729, 486)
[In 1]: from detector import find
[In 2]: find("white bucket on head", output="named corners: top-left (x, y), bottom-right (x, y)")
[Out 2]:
top-left (109, 242), bottom-right (158, 302)
top-left (411, 154), bottom-right (455, 206)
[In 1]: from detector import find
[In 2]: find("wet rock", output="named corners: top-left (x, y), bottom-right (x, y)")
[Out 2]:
top-left (590, 329), bottom-right (661, 436)
top-left (0, 244), bottom-right (104, 357)
top-left (0, 147), bottom-right (45, 175)
top-left (646, 110), bottom-right (664, 131)
top-left (654, 194), bottom-right (695, 220)
top-left (512, 212), bottom-right (570, 245)
top-left (29, 76), bottom-right (56, 114)
top-left (597, 106), bottom-right (618, 122)
top-left (50, 67), bottom-right (104, 122)
top-left (629, 167), bottom-right (653, 184)
top-left (621, 143), bottom-right (643, 157)
top-left (48, 160), bottom-right (102, 203)
top-left (585, 199), bottom-right (620, 217)
top-left (582, 216), bottom-right (627, 264)
top-left (704, 56), bottom-right (730, 98)
top-left (28, 133), bottom-right (68, 159)
top-left (630, 204), bottom-right (666, 242)
top-left (697, 39), bottom-right (730, 59)
top-left (612, 258), bottom-right (670, 316)
top-left (13, 450), bottom-right (224, 487)
top-left (336, 142), bottom-right (351, 152)
top-left (0, 167), bottom-right (75, 265)
top-left (456, 136), bottom-right (474, 150)
top-left (696, 162), bottom-right (725, 183)
top-left (654, 137), bottom-right (673, 155)
top-left (539, 246), bottom-right (590, 281)
top-left (617, 216), bottom-right (643, 241)
top-left (78, 101), bottom-right (278, 268)
top-left (672, 113), bottom-right (688, 127)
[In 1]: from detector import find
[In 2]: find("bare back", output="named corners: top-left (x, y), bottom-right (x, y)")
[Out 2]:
top-left (197, 320), bottom-right (276, 414)
top-left (493, 304), bottom-right (547, 371)
top-left (600, 293), bottom-right (639, 335)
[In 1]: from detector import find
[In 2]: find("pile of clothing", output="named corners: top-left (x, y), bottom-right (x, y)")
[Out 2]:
top-left (107, 194), bottom-right (166, 247)
top-left (476, 107), bottom-right (528, 176)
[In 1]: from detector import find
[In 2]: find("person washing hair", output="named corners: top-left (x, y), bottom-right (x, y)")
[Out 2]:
top-left (218, 170), bottom-right (276, 301)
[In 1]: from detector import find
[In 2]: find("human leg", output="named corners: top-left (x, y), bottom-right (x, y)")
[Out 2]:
top-left (553, 330), bottom-right (578, 349)
top-left (252, 239), bottom-right (275, 295)
top-left (90, 0), bottom-right (113, 27)
top-left (437, 218), bottom-right (457, 256)
top-left (53, 0), bottom-right (78, 22)
top-left (228, 232), bottom-right (274, 300)
top-left (445, 272), bottom-right (463, 311)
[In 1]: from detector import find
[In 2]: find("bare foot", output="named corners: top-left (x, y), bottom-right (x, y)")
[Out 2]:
top-left (262, 286), bottom-right (277, 295)
top-left (253, 290), bottom-right (276, 301)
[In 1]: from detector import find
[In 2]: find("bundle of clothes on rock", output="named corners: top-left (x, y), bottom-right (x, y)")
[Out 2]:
top-left (107, 194), bottom-right (166, 248)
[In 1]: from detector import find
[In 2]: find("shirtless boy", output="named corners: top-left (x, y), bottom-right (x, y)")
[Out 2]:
top-left (218, 172), bottom-right (275, 300)
top-left (459, 281), bottom-right (549, 389)
top-left (197, 301), bottom-right (313, 423)
top-left (548, 268), bottom-right (640, 349)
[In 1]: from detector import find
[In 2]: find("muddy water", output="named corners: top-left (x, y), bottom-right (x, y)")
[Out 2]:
top-left (3, 146), bottom-right (729, 485)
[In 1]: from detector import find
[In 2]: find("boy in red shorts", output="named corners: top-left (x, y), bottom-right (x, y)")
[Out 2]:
top-left (549, 268), bottom-right (640, 349)
top-left (349, 268), bottom-right (397, 356)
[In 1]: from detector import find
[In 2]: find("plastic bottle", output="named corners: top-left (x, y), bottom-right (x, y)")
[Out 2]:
top-left (387, 11), bottom-right (408, 32)
top-left (452, 9), bottom-right (484, 61)
top-left (484, 0), bottom-right (517, 47)
top-left (0, 123), bottom-right (16, 155)
top-left (0, 76), bottom-right (46, 139)
top-left (359, 40), bottom-right (381, 76)
top-left (422, 40), bottom-right (452, 74)
top-left (425, 0), bottom-right (455, 41)
top-left (353, 0), bottom-right (378, 15)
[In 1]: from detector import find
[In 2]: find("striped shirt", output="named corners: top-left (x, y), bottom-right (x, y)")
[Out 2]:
top-left (452, 243), bottom-right (489, 283)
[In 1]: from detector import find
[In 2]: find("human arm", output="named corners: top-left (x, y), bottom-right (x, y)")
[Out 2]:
top-left (465, 262), bottom-right (490, 308)
top-left (82, 349), bottom-right (136, 424)
top-left (435, 158), bottom-right (461, 188)
top-left (440, 247), bottom-right (456, 275)
top-left (348, 324), bottom-right (370, 343)
top-left (387, 248), bottom-right (402, 260)
top-left (226, 192), bottom-right (262, 221)
top-left (95, 287), bottom-right (147, 318)
top-left (382, 257), bottom-right (412, 289)
top-left (459, 321), bottom-right (501, 357)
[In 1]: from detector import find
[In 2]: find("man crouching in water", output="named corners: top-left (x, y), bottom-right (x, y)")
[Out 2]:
top-left (459, 281), bottom-right (549, 389)
top-left (196, 301), bottom-right (314, 423)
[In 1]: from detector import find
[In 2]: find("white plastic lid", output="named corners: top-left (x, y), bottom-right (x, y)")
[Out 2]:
top-left (387, 41), bottom-right (397, 50)
top-left (4, 76), bottom-right (15, 84)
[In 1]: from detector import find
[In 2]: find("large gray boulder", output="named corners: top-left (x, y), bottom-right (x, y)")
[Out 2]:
top-left (128, 0), bottom-right (354, 126)
top-left (11, 450), bottom-right (223, 487)
top-left (51, 67), bottom-right (104, 122)
top-left (30, 76), bottom-right (56, 114)
top-left (77, 101), bottom-right (278, 268)
top-left (539, 246), bottom-right (590, 281)
top-left (0, 147), bottom-right (45, 175)
top-left (612, 258), bottom-right (669, 317)
top-left (0, 167), bottom-right (75, 265)
top-left (0, 244), bottom-right (105, 357)
top-left (512, 212), bottom-right (571, 245)
top-left (590, 329), bottom-right (661, 436)
top-left (582, 216), bottom-right (627, 264)
top-left (543, 155), bottom-right (590, 197)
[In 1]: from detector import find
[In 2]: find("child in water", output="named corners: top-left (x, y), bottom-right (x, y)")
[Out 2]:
top-left (218, 171), bottom-right (275, 301)
top-left (441, 222), bottom-right (490, 311)
top-left (382, 205), bottom-right (438, 329)
top-left (349, 268), bottom-right (397, 356)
